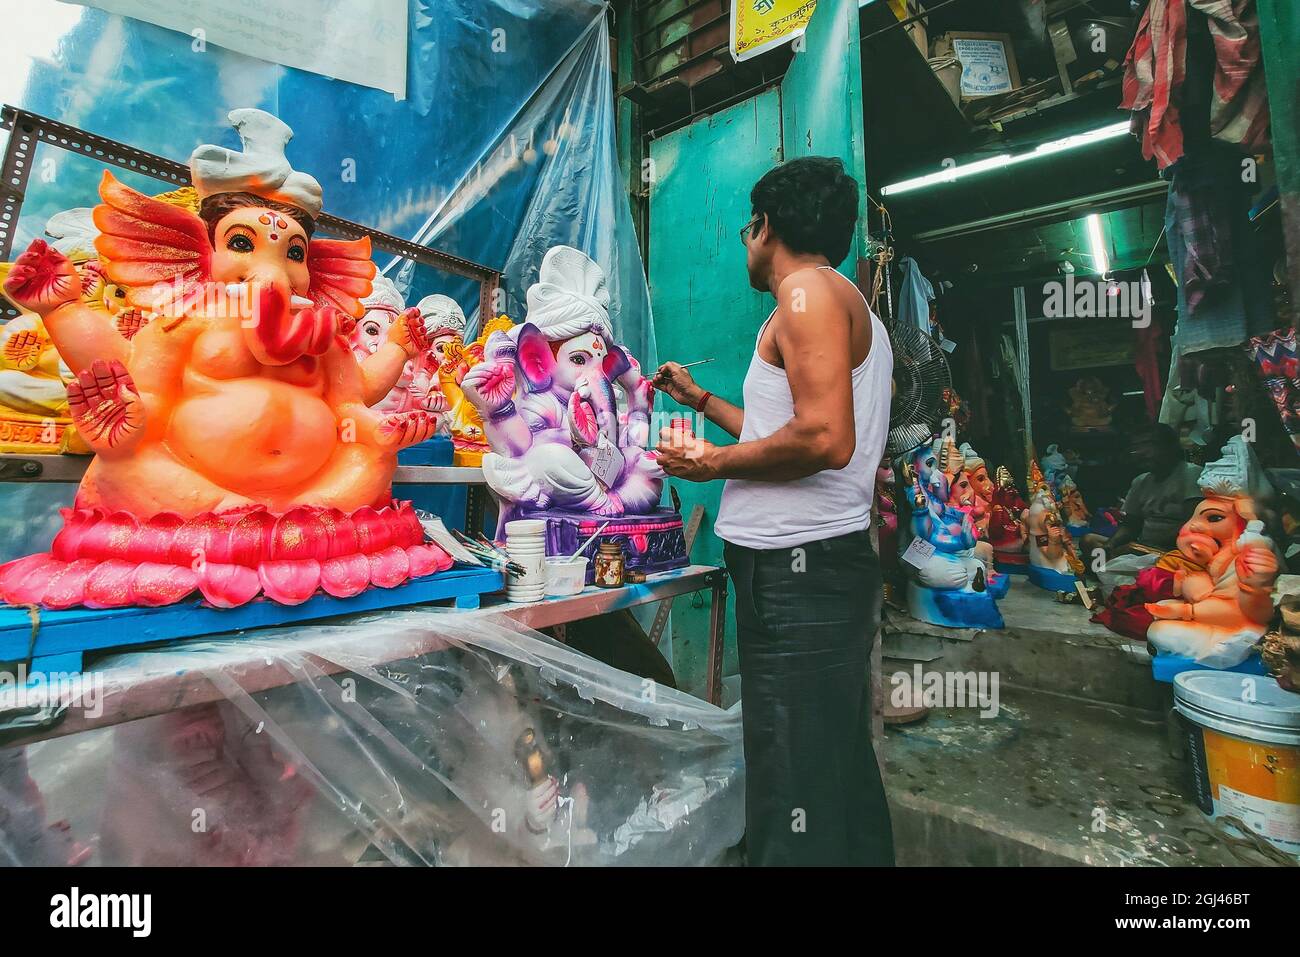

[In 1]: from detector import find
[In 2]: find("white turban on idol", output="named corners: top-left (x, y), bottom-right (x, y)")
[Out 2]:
top-left (362, 275), bottom-right (406, 316)
top-left (416, 294), bottom-right (467, 339)
top-left (523, 245), bottom-right (611, 343)
top-left (190, 109), bottom-right (323, 218)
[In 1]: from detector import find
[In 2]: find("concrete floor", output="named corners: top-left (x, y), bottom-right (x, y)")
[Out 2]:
top-left (880, 579), bottom-right (1293, 867)
top-left (882, 687), bottom-right (1266, 865)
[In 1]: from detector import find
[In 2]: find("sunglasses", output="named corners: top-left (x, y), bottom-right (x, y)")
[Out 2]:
top-left (738, 215), bottom-right (761, 244)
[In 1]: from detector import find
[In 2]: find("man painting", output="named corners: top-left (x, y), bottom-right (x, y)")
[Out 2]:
top-left (653, 157), bottom-right (894, 866)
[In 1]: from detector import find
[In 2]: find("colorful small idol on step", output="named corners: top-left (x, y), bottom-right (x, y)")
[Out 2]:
top-left (897, 439), bottom-right (1008, 630)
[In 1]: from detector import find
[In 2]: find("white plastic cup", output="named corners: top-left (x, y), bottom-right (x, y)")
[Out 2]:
top-left (544, 557), bottom-right (589, 597)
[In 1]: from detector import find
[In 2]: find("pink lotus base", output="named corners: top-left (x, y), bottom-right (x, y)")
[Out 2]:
top-left (0, 500), bottom-right (454, 610)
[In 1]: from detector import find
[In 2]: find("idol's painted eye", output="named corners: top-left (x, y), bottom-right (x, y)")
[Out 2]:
top-left (1206, 513), bottom-right (1224, 523)
top-left (227, 233), bottom-right (255, 253)
top-left (287, 242), bottom-right (306, 262)
top-left (569, 353), bottom-right (588, 366)
top-left (362, 322), bottom-right (381, 337)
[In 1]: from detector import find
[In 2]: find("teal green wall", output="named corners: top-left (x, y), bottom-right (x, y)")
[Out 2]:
top-left (648, 90), bottom-right (784, 696)
top-left (781, 0), bottom-right (870, 270)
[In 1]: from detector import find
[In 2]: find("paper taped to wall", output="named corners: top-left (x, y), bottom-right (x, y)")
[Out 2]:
top-left (63, 0), bottom-right (408, 99)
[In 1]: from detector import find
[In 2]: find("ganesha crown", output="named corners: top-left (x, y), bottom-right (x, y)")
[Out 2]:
top-left (1198, 435), bottom-right (1258, 499)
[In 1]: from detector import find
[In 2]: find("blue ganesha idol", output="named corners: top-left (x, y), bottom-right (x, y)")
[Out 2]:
top-left (898, 439), bottom-right (1008, 630)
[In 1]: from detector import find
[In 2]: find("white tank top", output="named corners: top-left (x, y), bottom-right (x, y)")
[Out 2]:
top-left (714, 267), bottom-right (893, 550)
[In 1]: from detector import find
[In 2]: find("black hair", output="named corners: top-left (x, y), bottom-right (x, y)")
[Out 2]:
top-left (199, 191), bottom-right (316, 240)
top-left (1129, 423), bottom-right (1181, 454)
top-left (749, 156), bottom-right (860, 265)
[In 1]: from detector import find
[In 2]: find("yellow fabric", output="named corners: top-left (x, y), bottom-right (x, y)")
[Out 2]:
top-left (1155, 549), bottom-right (1204, 573)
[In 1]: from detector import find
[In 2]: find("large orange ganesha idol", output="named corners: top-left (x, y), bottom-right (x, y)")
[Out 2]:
top-left (0, 109), bottom-right (452, 610)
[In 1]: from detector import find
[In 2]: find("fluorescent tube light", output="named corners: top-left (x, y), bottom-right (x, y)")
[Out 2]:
top-left (880, 121), bottom-right (1131, 196)
top-left (1086, 213), bottom-right (1110, 277)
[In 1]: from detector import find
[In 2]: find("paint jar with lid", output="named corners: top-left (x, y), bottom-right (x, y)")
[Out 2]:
top-left (593, 540), bottom-right (625, 588)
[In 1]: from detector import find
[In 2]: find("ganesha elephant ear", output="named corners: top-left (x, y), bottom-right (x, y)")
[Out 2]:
top-left (516, 323), bottom-right (556, 392)
top-left (307, 237), bottom-right (376, 320)
top-left (92, 171), bottom-right (213, 313)
top-left (602, 343), bottom-right (632, 383)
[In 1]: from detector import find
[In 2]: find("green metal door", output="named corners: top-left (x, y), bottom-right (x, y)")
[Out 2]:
top-left (781, 0), bottom-right (870, 271)
top-left (648, 89), bottom-right (783, 697)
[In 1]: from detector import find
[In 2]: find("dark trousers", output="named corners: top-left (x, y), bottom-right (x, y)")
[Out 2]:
top-left (724, 529), bottom-right (894, 866)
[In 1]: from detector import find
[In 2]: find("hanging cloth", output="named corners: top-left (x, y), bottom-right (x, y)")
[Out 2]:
top-left (1134, 297), bottom-right (1168, 422)
top-left (896, 256), bottom-right (935, 336)
top-left (1121, 0), bottom-right (1270, 171)
top-left (1245, 327), bottom-right (1300, 453)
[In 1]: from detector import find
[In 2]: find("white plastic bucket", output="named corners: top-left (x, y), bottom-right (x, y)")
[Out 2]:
top-left (1173, 670), bottom-right (1300, 857)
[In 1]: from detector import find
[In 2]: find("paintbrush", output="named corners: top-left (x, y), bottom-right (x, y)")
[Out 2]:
top-left (565, 521), bottom-right (611, 561)
top-left (453, 530), bottom-right (526, 576)
top-left (474, 531), bottom-right (504, 552)
top-left (652, 358), bottom-right (714, 386)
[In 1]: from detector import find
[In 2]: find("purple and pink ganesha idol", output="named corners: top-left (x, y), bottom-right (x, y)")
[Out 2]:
top-left (460, 246), bottom-right (688, 578)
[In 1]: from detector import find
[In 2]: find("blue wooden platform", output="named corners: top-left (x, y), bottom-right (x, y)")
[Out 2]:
top-left (0, 565), bottom-right (503, 676)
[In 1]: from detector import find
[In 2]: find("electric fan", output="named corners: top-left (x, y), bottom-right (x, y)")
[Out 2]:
top-left (885, 321), bottom-right (952, 455)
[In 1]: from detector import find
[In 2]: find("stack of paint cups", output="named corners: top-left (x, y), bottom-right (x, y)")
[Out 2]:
top-left (504, 519), bottom-right (547, 603)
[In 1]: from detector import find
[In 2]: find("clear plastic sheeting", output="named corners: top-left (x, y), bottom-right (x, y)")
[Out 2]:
top-left (0, 610), bottom-right (743, 866)
top-left (406, 14), bottom-right (658, 364)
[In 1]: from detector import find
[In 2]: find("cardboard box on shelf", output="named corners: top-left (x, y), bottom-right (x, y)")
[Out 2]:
top-left (933, 31), bottom-right (1022, 99)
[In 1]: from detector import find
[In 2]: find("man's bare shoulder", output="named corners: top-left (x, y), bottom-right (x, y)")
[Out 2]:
top-left (776, 266), bottom-right (838, 299)
top-left (774, 267), bottom-right (844, 326)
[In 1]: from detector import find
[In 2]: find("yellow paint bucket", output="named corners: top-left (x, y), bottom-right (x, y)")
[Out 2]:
top-left (1174, 670), bottom-right (1300, 858)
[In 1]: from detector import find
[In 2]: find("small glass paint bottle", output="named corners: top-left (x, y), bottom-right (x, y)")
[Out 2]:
top-left (594, 540), bottom-right (625, 588)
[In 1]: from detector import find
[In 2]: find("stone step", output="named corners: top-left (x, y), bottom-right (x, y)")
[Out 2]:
top-left (881, 684), bottom-right (1290, 867)
top-left (883, 580), bottom-right (1162, 713)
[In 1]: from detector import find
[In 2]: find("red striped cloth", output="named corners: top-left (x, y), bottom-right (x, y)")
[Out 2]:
top-left (1121, 0), bottom-right (1270, 170)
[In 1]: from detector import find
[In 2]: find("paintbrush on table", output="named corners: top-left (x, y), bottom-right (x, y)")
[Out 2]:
top-left (453, 529), bottom-right (526, 576)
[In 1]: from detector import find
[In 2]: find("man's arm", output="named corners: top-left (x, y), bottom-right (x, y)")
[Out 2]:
top-left (1100, 522), bottom-right (1140, 557)
top-left (653, 362), bottom-right (744, 438)
top-left (704, 271), bottom-right (856, 481)
top-left (698, 393), bottom-right (745, 439)
top-left (1097, 475), bottom-right (1148, 557)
